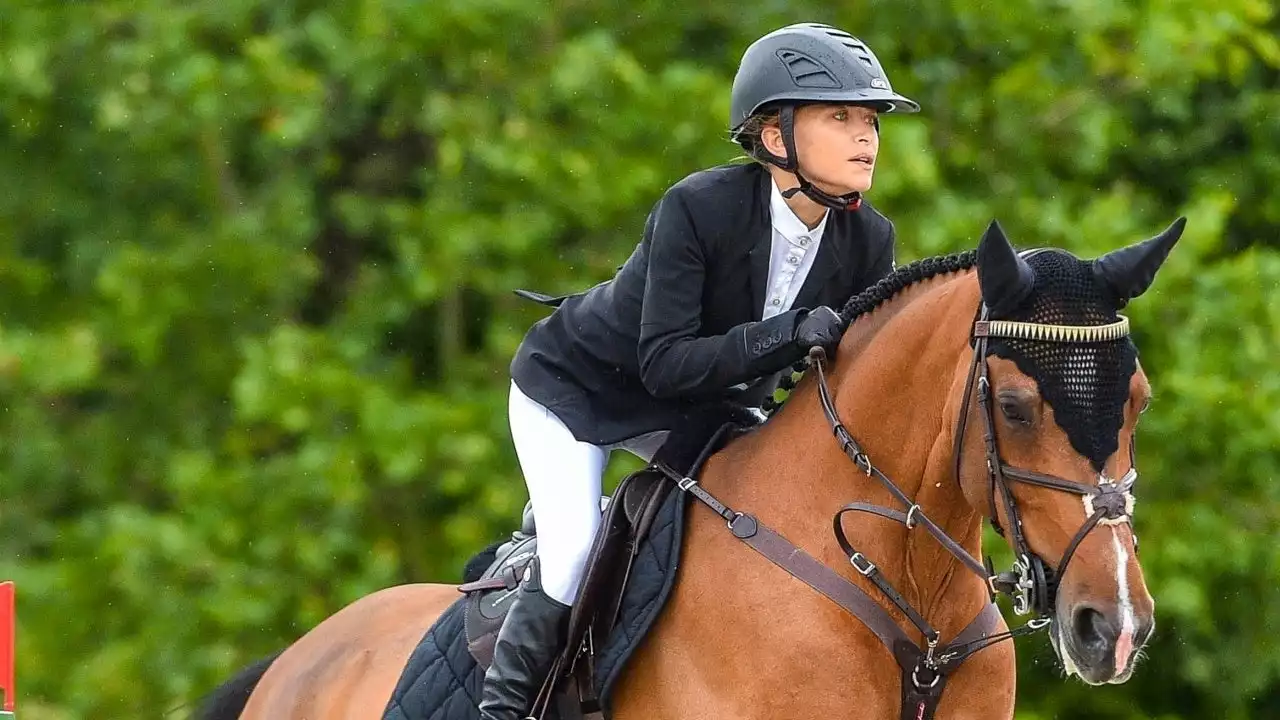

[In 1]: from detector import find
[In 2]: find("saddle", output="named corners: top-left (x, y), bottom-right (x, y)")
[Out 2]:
top-left (456, 405), bottom-right (757, 719)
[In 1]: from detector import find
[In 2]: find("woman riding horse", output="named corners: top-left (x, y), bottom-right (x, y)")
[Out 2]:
top-left (490, 22), bottom-right (918, 720)
top-left (201, 214), bottom-right (1181, 719)
top-left (193, 21), bottom-right (1184, 720)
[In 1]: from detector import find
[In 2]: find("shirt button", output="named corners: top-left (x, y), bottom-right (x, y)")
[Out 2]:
top-left (771, 298), bottom-right (781, 306)
top-left (788, 256), bottom-right (799, 265)
top-left (800, 237), bottom-right (810, 246)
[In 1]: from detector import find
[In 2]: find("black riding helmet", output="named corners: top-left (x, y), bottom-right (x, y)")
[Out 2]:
top-left (730, 23), bottom-right (920, 211)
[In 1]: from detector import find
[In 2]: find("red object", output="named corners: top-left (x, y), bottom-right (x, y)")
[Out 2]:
top-left (0, 581), bottom-right (13, 712)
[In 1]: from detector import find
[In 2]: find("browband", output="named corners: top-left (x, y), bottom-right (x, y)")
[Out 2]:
top-left (974, 316), bottom-right (1130, 343)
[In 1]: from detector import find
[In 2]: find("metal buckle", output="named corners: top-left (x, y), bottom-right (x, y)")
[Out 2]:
top-left (677, 476), bottom-right (696, 491)
top-left (912, 665), bottom-right (941, 690)
top-left (1011, 555), bottom-right (1035, 616)
top-left (853, 452), bottom-right (874, 477)
top-left (905, 504), bottom-right (921, 529)
top-left (850, 552), bottom-right (877, 576)
top-left (727, 511), bottom-right (743, 531)
top-left (934, 650), bottom-right (958, 666)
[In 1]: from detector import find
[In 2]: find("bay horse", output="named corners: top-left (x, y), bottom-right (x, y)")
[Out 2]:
top-left (197, 216), bottom-right (1184, 719)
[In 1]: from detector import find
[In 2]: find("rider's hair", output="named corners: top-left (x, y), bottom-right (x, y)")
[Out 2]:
top-left (732, 107), bottom-right (783, 164)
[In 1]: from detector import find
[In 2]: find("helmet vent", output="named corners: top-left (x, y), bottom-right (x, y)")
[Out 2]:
top-left (840, 38), bottom-right (877, 70)
top-left (814, 27), bottom-right (878, 71)
top-left (776, 50), bottom-right (841, 89)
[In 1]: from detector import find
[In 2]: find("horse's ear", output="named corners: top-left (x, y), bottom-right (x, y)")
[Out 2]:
top-left (977, 219), bottom-right (1035, 316)
top-left (1091, 216), bottom-right (1186, 306)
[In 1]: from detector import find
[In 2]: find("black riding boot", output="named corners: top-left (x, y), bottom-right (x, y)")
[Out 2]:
top-left (479, 557), bottom-right (571, 720)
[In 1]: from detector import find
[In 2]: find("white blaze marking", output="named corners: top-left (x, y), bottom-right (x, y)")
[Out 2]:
top-left (1111, 527), bottom-right (1136, 675)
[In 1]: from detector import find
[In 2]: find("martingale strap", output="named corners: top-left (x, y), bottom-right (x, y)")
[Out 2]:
top-left (652, 463), bottom-right (910, 654)
top-left (649, 462), bottom-right (1039, 720)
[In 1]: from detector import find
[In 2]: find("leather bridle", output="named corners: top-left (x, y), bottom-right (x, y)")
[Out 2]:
top-left (656, 301), bottom-right (1142, 720)
top-left (953, 304), bottom-right (1139, 618)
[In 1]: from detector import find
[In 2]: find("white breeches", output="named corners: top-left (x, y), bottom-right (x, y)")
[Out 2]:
top-left (507, 380), bottom-right (667, 605)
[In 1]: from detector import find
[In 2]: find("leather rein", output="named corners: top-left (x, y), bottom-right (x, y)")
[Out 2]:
top-left (653, 303), bottom-right (1139, 720)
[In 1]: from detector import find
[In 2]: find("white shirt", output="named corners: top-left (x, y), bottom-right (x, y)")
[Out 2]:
top-left (762, 179), bottom-right (829, 320)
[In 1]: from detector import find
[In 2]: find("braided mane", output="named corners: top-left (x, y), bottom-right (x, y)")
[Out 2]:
top-left (837, 250), bottom-right (979, 327)
top-left (763, 249), bottom-right (980, 415)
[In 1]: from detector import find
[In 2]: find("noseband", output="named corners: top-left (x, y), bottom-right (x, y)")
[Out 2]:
top-left (654, 301), bottom-right (1142, 720)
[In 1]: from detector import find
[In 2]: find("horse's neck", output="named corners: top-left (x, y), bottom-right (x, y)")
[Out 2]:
top-left (723, 272), bottom-right (991, 642)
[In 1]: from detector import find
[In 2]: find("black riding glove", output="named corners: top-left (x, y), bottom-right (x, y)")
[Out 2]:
top-left (794, 306), bottom-right (843, 357)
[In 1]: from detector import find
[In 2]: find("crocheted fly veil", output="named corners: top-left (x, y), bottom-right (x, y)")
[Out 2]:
top-left (987, 249), bottom-right (1136, 471)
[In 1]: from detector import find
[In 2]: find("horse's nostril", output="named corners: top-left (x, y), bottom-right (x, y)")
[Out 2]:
top-left (1072, 606), bottom-right (1115, 661)
top-left (1135, 618), bottom-right (1154, 647)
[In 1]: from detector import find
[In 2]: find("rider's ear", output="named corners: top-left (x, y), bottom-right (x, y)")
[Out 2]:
top-left (1092, 217), bottom-right (1186, 307)
top-left (760, 122), bottom-right (786, 160)
top-left (976, 219), bottom-right (1034, 317)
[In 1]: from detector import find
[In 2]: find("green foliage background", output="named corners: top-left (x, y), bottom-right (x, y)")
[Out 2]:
top-left (0, 2), bottom-right (1276, 718)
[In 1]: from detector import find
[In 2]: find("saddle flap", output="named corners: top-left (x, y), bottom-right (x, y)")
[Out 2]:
top-left (621, 469), bottom-right (664, 529)
top-left (563, 469), bottom-right (668, 652)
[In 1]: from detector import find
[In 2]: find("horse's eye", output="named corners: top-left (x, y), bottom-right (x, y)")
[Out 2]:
top-left (1000, 398), bottom-right (1031, 425)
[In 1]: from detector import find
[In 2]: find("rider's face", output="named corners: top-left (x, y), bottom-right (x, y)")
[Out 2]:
top-left (763, 104), bottom-right (880, 196)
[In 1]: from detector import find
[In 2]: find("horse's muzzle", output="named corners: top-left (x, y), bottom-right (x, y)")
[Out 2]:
top-left (1058, 602), bottom-right (1154, 685)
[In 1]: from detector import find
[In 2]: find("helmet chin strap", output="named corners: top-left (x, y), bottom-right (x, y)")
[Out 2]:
top-left (767, 106), bottom-right (864, 212)
top-left (780, 174), bottom-right (862, 211)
